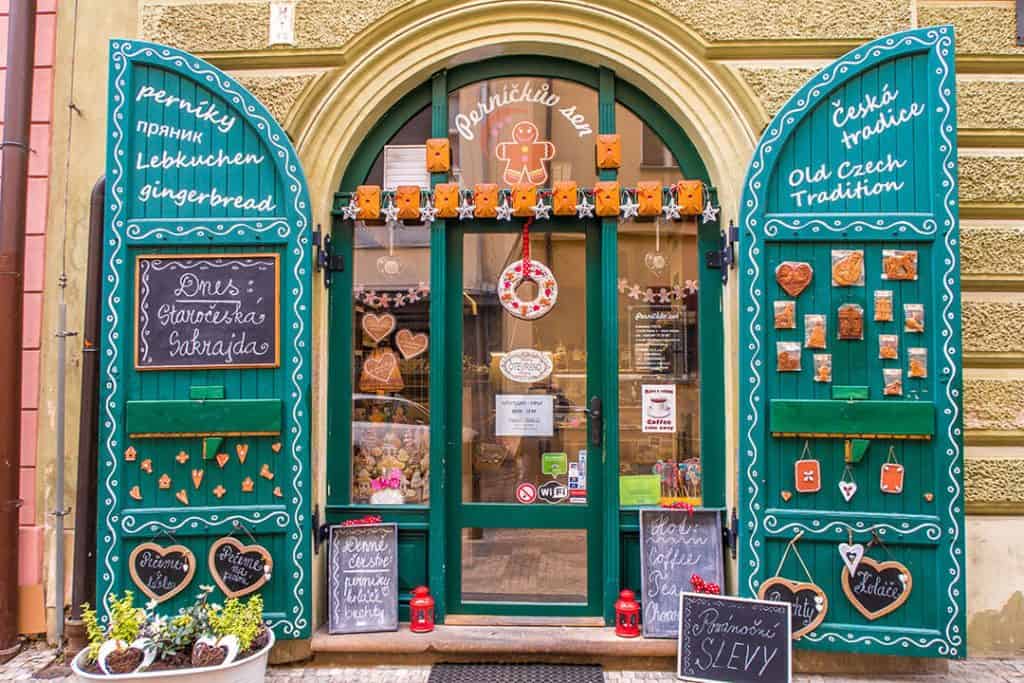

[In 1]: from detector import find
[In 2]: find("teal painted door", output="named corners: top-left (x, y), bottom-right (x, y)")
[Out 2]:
top-left (98, 40), bottom-right (313, 638)
top-left (445, 219), bottom-right (604, 617)
top-left (739, 27), bottom-right (966, 657)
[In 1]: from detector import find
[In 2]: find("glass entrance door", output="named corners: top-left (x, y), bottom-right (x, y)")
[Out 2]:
top-left (445, 219), bottom-right (603, 618)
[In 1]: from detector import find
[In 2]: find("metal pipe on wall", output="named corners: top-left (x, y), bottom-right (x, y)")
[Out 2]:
top-left (65, 178), bottom-right (104, 654)
top-left (0, 0), bottom-right (37, 655)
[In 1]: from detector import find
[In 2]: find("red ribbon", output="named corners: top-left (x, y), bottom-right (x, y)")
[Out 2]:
top-left (342, 514), bottom-right (382, 527)
top-left (521, 216), bottom-right (533, 278)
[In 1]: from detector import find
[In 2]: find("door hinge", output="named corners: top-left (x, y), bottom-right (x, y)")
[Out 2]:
top-left (312, 505), bottom-right (330, 555)
top-left (313, 226), bottom-right (344, 288)
top-left (704, 220), bottom-right (738, 284)
top-left (722, 507), bottom-right (739, 559)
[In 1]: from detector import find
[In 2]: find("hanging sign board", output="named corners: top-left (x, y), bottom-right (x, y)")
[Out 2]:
top-left (738, 26), bottom-right (965, 658)
top-left (135, 254), bottom-right (279, 370)
top-left (639, 509), bottom-right (724, 638)
top-left (677, 593), bottom-right (792, 683)
top-left (328, 524), bottom-right (399, 634)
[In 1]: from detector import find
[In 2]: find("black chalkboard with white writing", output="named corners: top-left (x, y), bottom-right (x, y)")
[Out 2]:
top-left (328, 523), bottom-right (399, 634)
top-left (677, 593), bottom-right (791, 683)
top-left (135, 254), bottom-right (279, 369)
top-left (639, 509), bottom-right (724, 638)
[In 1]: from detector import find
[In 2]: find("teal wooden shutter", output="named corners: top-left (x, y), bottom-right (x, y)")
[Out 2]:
top-left (739, 26), bottom-right (965, 658)
top-left (99, 40), bottom-right (313, 638)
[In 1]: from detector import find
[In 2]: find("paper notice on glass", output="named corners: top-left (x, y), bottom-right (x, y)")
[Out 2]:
top-left (641, 384), bottom-right (676, 433)
top-left (495, 394), bottom-right (554, 437)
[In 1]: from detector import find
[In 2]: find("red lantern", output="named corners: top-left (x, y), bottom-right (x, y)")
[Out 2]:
top-left (409, 585), bottom-right (435, 633)
top-left (614, 589), bottom-right (641, 638)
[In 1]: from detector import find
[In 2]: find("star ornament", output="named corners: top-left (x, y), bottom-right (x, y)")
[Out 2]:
top-left (341, 198), bottom-right (362, 221)
top-left (662, 197), bottom-right (681, 220)
top-left (532, 198), bottom-right (551, 220)
top-left (620, 195), bottom-right (640, 219)
top-left (457, 196), bottom-right (476, 220)
top-left (576, 195), bottom-right (595, 218)
top-left (701, 200), bottom-right (720, 224)
top-left (419, 200), bottom-right (438, 224)
top-left (496, 198), bottom-right (514, 221)
top-left (382, 200), bottom-right (400, 223)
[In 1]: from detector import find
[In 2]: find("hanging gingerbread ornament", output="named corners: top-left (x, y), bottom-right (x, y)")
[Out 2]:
top-left (880, 446), bottom-right (905, 494)
top-left (839, 464), bottom-right (858, 502)
top-left (499, 218), bottom-right (558, 321)
top-left (794, 441), bottom-right (821, 494)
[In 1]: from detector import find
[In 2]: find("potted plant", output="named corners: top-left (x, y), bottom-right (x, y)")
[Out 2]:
top-left (71, 587), bottom-right (274, 682)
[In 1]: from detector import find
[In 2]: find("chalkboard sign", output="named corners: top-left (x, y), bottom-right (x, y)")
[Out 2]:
top-left (128, 543), bottom-right (196, 604)
top-left (208, 537), bottom-right (273, 599)
top-left (135, 254), bottom-right (279, 370)
top-left (677, 593), bottom-right (791, 683)
top-left (639, 509), bottom-right (724, 638)
top-left (328, 523), bottom-right (399, 634)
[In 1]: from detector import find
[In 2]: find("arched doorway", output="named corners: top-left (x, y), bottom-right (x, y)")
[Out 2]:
top-left (325, 54), bottom-right (725, 624)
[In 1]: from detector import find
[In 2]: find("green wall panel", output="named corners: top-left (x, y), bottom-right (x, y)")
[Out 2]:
top-left (739, 27), bottom-right (965, 658)
top-left (100, 40), bottom-right (312, 639)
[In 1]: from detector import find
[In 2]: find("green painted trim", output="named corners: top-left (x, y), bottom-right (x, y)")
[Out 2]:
top-left (832, 386), bottom-right (871, 400)
top-left (125, 399), bottom-right (282, 435)
top-left (188, 385), bottom-right (225, 400)
top-left (442, 226), bottom-right (462, 618)
top-left (446, 56), bottom-right (599, 92)
top-left (326, 215), bottom-right (354, 506)
top-left (770, 399), bottom-right (935, 436)
top-left (696, 188), bottom-right (725, 510)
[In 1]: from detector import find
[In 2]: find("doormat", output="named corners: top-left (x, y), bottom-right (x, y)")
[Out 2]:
top-left (429, 663), bottom-right (603, 683)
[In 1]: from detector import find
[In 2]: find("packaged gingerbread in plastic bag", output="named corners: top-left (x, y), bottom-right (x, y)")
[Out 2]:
top-left (813, 354), bottom-right (832, 383)
top-left (777, 341), bottom-right (801, 372)
top-left (883, 368), bottom-right (903, 396)
top-left (774, 300), bottom-right (796, 329)
top-left (838, 303), bottom-right (864, 340)
top-left (804, 314), bottom-right (827, 349)
top-left (908, 347), bottom-right (928, 378)
top-left (874, 290), bottom-right (893, 322)
top-left (904, 303), bottom-right (925, 333)
top-left (831, 249), bottom-right (865, 287)
top-left (879, 334), bottom-right (899, 360)
top-left (882, 249), bottom-right (918, 281)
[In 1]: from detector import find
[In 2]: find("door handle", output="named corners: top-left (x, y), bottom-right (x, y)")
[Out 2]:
top-left (588, 396), bottom-right (602, 448)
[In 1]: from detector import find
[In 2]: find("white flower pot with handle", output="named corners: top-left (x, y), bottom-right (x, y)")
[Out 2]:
top-left (70, 629), bottom-right (274, 683)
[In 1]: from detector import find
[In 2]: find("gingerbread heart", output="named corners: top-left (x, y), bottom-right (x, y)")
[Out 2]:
top-left (192, 469), bottom-right (204, 489)
top-left (775, 261), bottom-right (813, 297)
top-left (175, 490), bottom-right (189, 506)
top-left (236, 444), bottom-right (249, 465)
top-left (271, 442), bottom-right (282, 453)
top-left (362, 313), bottom-right (396, 344)
top-left (215, 453), bottom-right (230, 469)
top-left (395, 329), bottom-right (429, 360)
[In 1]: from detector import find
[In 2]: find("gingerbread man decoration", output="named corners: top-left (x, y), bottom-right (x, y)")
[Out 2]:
top-left (496, 121), bottom-right (555, 186)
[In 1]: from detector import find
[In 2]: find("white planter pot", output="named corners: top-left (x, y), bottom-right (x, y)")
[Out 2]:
top-left (70, 630), bottom-right (274, 683)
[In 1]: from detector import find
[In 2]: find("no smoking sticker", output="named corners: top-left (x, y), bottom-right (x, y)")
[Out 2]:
top-left (516, 482), bottom-right (538, 504)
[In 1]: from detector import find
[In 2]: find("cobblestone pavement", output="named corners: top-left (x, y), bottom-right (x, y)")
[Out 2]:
top-left (4, 641), bottom-right (1023, 682)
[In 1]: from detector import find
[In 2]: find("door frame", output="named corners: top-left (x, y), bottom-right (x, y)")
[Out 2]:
top-left (443, 219), bottom-right (604, 618)
top-left (327, 55), bottom-right (722, 626)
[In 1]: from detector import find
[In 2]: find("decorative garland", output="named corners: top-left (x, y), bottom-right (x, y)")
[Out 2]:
top-left (617, 278), bottom-right (698, 303)
top-left (339, 185), bottom-right (720, 224)
top-left (354, 284), bottom-right (430, 309)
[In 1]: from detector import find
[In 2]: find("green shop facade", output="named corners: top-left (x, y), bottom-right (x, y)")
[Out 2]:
top-left (98, 26), bottom-right (966, 658)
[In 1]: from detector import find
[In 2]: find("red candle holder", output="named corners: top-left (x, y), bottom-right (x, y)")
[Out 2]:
top-left (614, 589), bottom-right (641, 638)
top-left (409, 585), bottom-right (435, 633)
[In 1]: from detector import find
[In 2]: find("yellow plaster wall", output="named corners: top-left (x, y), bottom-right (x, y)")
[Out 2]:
top-left (35, 0), bottom-right (1024, 656)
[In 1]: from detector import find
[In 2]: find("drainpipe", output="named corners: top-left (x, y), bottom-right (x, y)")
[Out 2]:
top-left (64, 178), bottom-right (103, 655)
top-left (0, 0), bottom-right (36, 656)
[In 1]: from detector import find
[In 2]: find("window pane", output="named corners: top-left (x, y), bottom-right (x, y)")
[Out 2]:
top-left (449, 78), bottom-right (599, 188)
top-left (462, 529), bottom-right (587, 604)
top-left (460, 231), bottom-right (589, 505)
top-left (351, 218), bottom-right (432, 505)
top-left (615, 104), bottom-right (701, 506)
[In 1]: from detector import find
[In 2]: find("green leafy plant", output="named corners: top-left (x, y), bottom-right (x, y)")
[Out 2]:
top-left (78, 591), bottom-right (146, 664)
top-left (144, 585), bottom-right (215, 660)
top-left (207, 594), bottom-right (264, 650)
top-left (81, 604), bottom-right (104, 663)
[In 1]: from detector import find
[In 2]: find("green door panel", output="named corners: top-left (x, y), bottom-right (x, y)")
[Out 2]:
top-left (739, 27), bottom-right (965, 658)
top-left (100, 40), bottom-right (312, 639)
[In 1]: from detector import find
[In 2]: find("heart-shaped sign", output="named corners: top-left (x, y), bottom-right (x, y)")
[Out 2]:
top-left (838, 542), bottom-right (865, 576)
top-left (842, 556), bottom-right (912, 620)
top-left (395, 329), bottom-right (429, 360)
top-left (208, 537), bottom-right (273, 598)
top-left (758, 576), bottom-right (829, 639)
top-left (129, 543), bottom-right (196, 604)
top-left (362, 313), bottom-right (396, 344)
top-left (839, 480), bottom-right (858, 502)
top-left (775, 261), bottom-right (813, 297)
top-left (216, 453), bottom-right (230, 469)
top-left (359, 348), bottom-right (404, 393)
